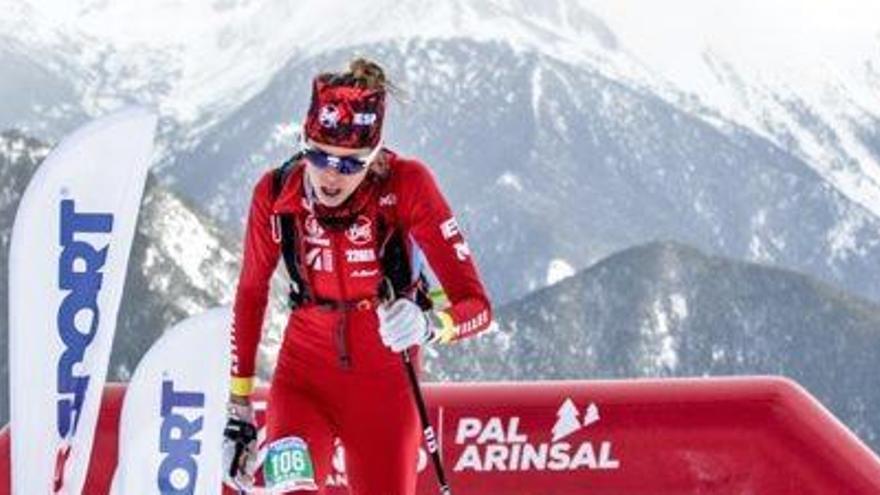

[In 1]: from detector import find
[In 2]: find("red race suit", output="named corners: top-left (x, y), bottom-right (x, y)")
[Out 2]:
top-left (230, 150), bottom-right (493, 494)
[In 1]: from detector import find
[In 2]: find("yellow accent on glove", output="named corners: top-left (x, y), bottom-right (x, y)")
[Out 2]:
top-left (230, 376), bottom-right (254, 397)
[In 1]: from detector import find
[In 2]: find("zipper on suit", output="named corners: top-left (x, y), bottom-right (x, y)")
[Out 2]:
top-left (332, 230), bottom-right (352, 369)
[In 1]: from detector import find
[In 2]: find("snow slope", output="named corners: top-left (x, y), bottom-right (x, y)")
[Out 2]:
top-left (6, 0), bottom-right (879, 212)
top-left (4, 0), bottom-right (880, 302)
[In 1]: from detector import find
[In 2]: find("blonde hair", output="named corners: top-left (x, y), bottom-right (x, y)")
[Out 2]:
top-left (319, 57), bottom-right (403, 96)
top-left (349, 58), bottom-right (386, 90)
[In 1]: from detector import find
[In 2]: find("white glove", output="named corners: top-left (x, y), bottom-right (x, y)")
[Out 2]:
top-left (222, 400), bottom-right (259, 491)
top-left (377, 299), bottom-right (435, 352)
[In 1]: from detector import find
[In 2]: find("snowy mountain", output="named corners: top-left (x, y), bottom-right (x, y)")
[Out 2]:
top-left (3, 0), bottom-right (880, 306)
top-left (4, 2), bottom-right (880, 443)
top-left (0, 0), bottom-right (637, 138)
top-left (430, 241), bottom-right (880, 451)
top-left (586, 1), bottom-right (880, 217)
top-left (164, 39), bottom-right (880, 309)
top-left (5, 0), bottom-right (879, 208)
top-left (4, 131), bottom-right (880, 455)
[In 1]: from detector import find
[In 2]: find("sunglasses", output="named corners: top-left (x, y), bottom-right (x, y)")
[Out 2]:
top-left (303, 142), bottom-right (382, 175)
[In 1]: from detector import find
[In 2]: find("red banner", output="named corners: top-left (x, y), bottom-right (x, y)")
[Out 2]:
top-left (2, 377), bottom-right (880, 494)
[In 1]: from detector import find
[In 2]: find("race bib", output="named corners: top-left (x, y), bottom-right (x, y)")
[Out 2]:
top-left (264, 436), bottom-right (318, 492)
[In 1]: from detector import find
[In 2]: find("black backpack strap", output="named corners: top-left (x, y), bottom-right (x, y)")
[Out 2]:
top-left (377, 216), bottom-right (433, 311)
top-left (271, 154), bottom-right (311, 308)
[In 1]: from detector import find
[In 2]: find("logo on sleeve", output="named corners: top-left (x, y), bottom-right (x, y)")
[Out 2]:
top-left (440, 217), bottom-right (460, 240)
top-left (454, 241), bottom-right (471, 261)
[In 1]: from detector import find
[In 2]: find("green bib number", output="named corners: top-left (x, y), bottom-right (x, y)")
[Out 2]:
top-left (263, 437), bottom-right (318, 491)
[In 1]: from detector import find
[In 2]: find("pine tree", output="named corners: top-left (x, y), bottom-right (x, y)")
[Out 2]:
top-left (552, 398), bottom-right (581, 441)
top-left (584, 402), bottom-right (600, 427)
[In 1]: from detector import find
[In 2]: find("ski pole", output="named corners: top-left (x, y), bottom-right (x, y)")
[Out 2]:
top-left (379, 278), bottom-right (452, 495)
top-left (402, 348), bottom-right (452, 495)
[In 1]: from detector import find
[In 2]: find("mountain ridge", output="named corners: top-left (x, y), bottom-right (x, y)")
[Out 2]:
top-left (431, 239), bottom-right (880, 449)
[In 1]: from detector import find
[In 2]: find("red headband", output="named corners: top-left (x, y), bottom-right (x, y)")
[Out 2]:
top-left (303, 77), bottom-right (385, 149)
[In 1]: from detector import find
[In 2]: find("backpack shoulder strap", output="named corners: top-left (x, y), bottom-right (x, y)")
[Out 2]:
top-left (271, 154), bottom-right (311, 307)
top-left (377, 216), bottom-right (433, 311)
top-left (271, 154), bottom-right (299, 200)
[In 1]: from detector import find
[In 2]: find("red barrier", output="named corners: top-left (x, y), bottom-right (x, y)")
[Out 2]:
top-left (2, 377), bottom-right (880, 494)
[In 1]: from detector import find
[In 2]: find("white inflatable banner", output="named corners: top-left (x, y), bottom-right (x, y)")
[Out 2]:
top-left (8, 108), bottom-right (157, 494)
top-left (111, 308), bottom-right (231, 495)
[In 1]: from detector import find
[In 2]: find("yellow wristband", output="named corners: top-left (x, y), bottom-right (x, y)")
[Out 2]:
top-left (432, 311), bottom-right (457, 344)
top-left (230, 376), bottom-right (254, 396)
